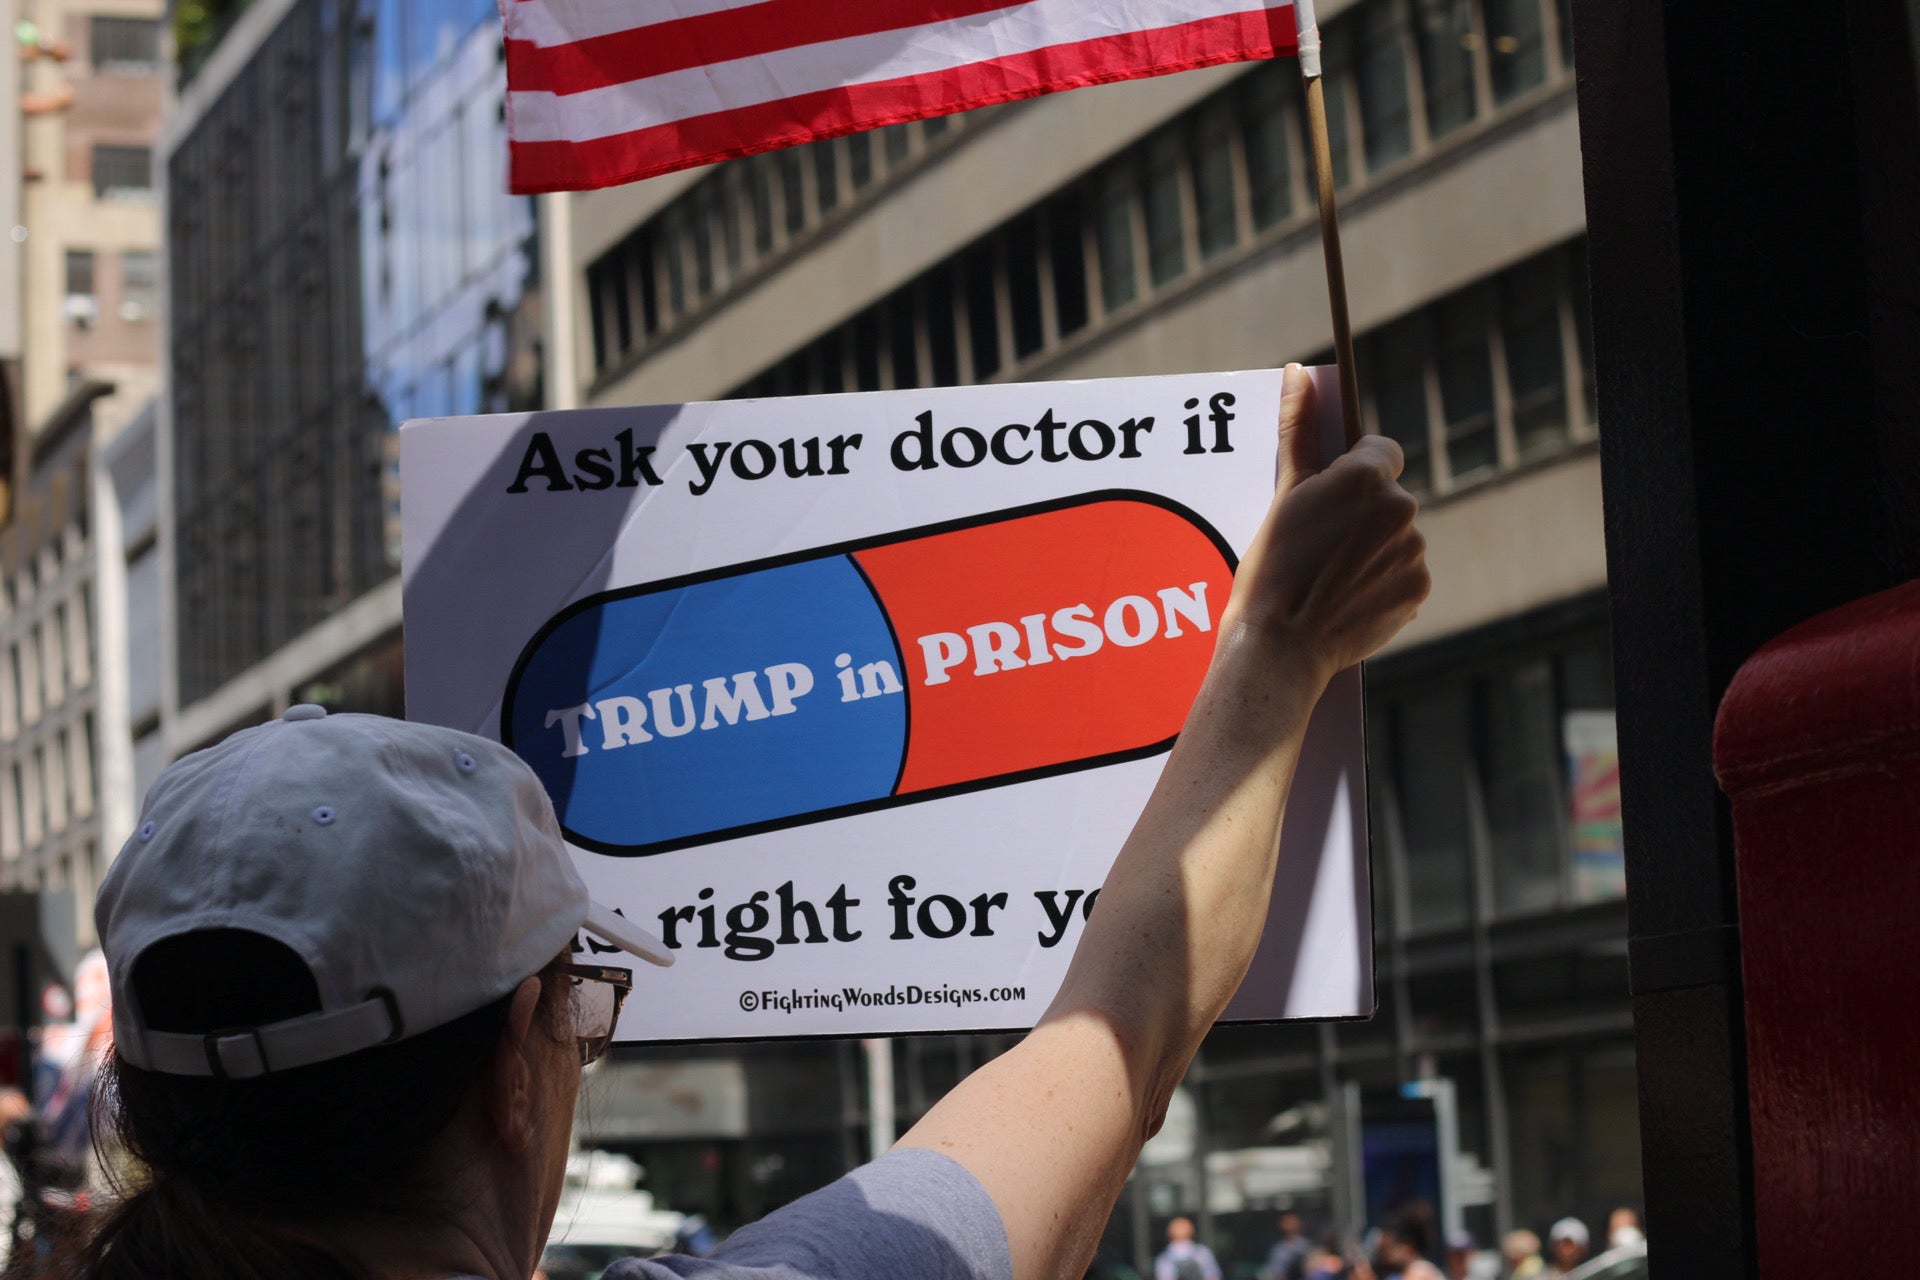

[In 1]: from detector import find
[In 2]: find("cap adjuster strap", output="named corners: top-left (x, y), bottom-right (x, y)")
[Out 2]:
top-left (204, 1026), bottom-right (269, 1078)
top-left (143, 993), bottom-right (404, 1079)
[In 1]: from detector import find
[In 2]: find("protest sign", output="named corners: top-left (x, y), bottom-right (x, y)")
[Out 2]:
top-left (401, 369), bottom-right (1370, 1041)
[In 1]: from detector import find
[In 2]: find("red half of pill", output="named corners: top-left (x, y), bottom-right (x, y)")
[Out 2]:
top-left (854, 495), bottom-right (1236, 795)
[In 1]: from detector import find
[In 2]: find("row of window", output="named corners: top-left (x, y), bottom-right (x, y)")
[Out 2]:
top-left (588, 0), bottom-right (1574, 389)
top-left (64, 249), bottom-right (159, 324)
top-left (586, 112), bottom-right (982, 375)
top-left (91, 143), bottom-right (153, 201)
top-left (730, 219), bottom-right (1592, 504)
top-left (0, 712), bottom-right (98, 859)
top-left (1370, 616), bottom-right (1619, 935)
top-left (0, 588), bottom-right (95, 737)
top-left (1358, 240), bottom-right (1594, 495)
top-left (88, 15), bottom-right (162, 73)
top-left (1318, 0), bottom-right (1574, 186)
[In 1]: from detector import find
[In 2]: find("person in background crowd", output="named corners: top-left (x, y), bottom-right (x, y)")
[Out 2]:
top-left (1544, 1219), bottom-right (1590, 1278)
top-left (1373, 1214), bottom-right (1442, 1280)
top-left (1154, 1216), bottom-right (1224, 1280)
top-left (1304, 1236), bottom-right (1351, 1280)
top-left (1605, 1208), bottom-right (1644, 1251)
top-left (1501, 1230), bottom-right (1544, 1280)
top-left (1264, 1210), bottom-right (1314, 1280)
top-left (72, 368), bottom-right (1430, 1280)
top-left (1443, 1230), bottom-right (1475, 1280)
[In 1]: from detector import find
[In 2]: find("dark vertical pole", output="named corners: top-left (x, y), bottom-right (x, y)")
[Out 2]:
top-left (1570, 0), bottom-right (1920, 1277)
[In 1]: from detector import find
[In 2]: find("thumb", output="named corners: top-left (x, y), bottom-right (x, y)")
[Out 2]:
top-left (1275, 364), bottom-right (1322, 496)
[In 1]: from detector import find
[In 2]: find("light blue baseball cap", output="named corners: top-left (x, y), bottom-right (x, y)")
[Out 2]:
top-left (97, 706), bottom-right (671, 1079)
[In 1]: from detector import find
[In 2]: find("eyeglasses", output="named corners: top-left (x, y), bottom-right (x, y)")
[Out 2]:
top-left (554, 962), bottom-right (632, 1065)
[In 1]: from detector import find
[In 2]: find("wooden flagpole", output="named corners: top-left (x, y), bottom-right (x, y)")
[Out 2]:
top-left (1295, 1), bottom-right (1364, 448)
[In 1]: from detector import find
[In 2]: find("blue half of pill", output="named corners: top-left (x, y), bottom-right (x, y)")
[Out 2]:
top-left (508, 555), bottom-right (905, 850)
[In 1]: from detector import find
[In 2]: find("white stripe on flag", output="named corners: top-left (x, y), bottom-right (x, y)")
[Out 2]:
top-left (507, 0), bottom-right (775, 50)
top-left (509, 0), bottom-right (1283, 145)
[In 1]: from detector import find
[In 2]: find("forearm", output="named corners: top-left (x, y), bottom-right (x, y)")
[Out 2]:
top-left (1040, 619), bottom-right (1330, 1106)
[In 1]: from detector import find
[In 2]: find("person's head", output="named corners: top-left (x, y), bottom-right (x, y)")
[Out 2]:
top-left (1376, 1213), bottom-right (1432, 1270)
top-left (1168, 1216), bottom-right (1196, 1244)
top-left (1280, 1211), bottom-right (1305, 1239)
top-left (1547, 1219), bottom-right (1589, 1271)
top-left (81, 709), bottom-right (673, 1279)
top-left (1502, 1230), bottom-right (1540, 1266)
top-left (1444, 1229), bottom-right (1475, 1280)
top-left (1605, 1207), bottom-right (1643, 1250)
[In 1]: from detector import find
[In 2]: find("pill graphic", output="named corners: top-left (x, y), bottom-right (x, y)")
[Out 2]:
top-left (503, 491), bottom-right (1236, 856)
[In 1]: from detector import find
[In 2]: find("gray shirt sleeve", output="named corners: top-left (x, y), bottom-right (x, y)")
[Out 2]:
top-left (603, 1147), bottom-right (1011, 1280)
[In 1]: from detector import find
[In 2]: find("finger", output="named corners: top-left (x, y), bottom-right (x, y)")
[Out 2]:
top-left (1330, 433), bottom-right (1406, 483)
top-left (1275, 364), bottom-right (1322, 496)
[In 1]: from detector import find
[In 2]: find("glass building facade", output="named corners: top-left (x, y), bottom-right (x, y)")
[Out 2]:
top-left (168, 0), bottom-right (540, 706)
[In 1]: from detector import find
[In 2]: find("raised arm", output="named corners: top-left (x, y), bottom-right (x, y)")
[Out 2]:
top-left (898, 365), bottom-right (1429, 1280)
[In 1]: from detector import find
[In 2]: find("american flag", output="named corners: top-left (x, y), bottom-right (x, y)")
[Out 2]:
top-left (504, 0), bottom-right (1301, 194)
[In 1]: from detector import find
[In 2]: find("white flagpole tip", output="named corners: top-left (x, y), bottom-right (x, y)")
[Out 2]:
top-left (1294, 0), bottom-right (1323, 78)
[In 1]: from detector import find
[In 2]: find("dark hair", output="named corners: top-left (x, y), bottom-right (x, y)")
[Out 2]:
top-left (76, 930), bottom-right (559, 1279)
top-left (1382, 1211), bottom-right (1434, 1260)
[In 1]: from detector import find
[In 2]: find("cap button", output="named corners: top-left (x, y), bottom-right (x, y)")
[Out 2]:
top-left (283, 704), bottom-right (329, 722)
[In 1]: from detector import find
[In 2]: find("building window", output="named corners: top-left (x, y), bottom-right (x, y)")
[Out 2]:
top-left (1436, 289), bottom-right (1499, 482)
top-left (1481, 658), bottom-right (1564, 914)
top-left (121, 249), bottom-right (158, 321)
top-left (812, 140), bottom-right (839, 214)
top-left (64, 250), bottom-right (98, 327)
top-left (962, 243), bottom-right (1000, 381)
top-left (1371, 316), bottom-right (1434, 495)
top-left (1191, 99), bottom-right (1240, 262)
top-left (90, 15), bottom-right (160, 72)
top-left (1046, 195), bottom-right (1089, 339)
top-left (92, 144), bottom-right (153, 200)
top-left (1499, 254), bottom-right (1569, 459)
top-left (1391, 685), bottom-right (1474, 931)
top-left (1094, 164), bottom-right (1139, 313)
top-left (1569, 240), bottom-right (1596, 428)
top-left (776, 149), bottom-right (807, 236)
top-left (1412, 0), bottom-right (1482, 140)
top-left (1141, 128), bottom-right (1187, 288)
top-left (845, 131), bottom-right (874, 191)
top-left (1354, 0), bottom-right (1416, 170)
top-left (1484, 0), bottom-right (1549, 102)
top-left (1373, 625), bottom-right (1619, 934)
top-left (745, 155), bottom-right (776, 255)
top-left (1005, 216), bottom-right (1045, 360)
top-left (1241, 65), bottom-right (1295, 230)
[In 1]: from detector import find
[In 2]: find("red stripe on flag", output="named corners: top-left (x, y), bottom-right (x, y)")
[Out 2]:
top-left (508, 0), bottom-right (1031, 97)
top-left (510, 10), bottom-right (1296, 193)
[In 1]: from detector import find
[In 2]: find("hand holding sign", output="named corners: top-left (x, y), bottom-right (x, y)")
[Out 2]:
top-left (899, 365), bottom-right (1430, 1280)
top-left (1224, 366), bottom-right (1430, 686)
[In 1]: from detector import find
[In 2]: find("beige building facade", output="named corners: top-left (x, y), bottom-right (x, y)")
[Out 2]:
top-left (556, 0), bottom-right (1633, 1257)
top-left (19, 0), bottom-right (164, 440)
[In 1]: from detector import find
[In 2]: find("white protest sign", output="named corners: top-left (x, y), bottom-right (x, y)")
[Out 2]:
top-left (401, 369), bottom-right (1371, 1042)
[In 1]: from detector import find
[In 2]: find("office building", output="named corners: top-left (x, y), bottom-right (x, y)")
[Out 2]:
top-left (159, 0), bottom-right (542, 751)
top-left (559, 0), bottom-right (1629, 1261)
